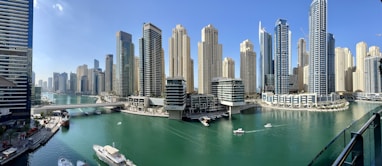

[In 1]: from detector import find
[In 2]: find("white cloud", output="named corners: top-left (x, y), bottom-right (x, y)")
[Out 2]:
top-left (34, 0), bottom-right (38, 8)
top-left (52, 3), bottom-right (64, 12)
top-left (377, 34), bottom-right (382, 37)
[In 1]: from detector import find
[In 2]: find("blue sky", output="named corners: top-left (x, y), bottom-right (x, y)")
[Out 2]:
top-left (33, 0), bottom-right (382, 87)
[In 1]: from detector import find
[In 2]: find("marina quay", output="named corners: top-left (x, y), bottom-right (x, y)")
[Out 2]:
top-left (261, 92), bottom-right (349, 111)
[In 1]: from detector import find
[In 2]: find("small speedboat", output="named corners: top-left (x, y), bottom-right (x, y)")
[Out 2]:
top-left (58, 157), bottom-right (73, 166)
top-left (76, 160), bottom-right (89, 166)
top-left (264, 123), bottom-right (272, 128)
top-left (233, 128), bottom-right (245, 134)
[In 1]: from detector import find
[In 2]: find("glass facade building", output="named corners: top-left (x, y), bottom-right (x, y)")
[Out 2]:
top-left (274, 19), bottom-right (290, 95)
top-left (0, 0), bottom-right (33, 119)
top-left (116, 31), bottom-right (134, 97)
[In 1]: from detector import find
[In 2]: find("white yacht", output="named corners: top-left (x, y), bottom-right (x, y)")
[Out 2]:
top-left (58, 157), bottom-right (73, 166)
top-left (76, 160), bottom-right (88, 166)
top-left (93, 144), bottom-right (136, 166)
top-left (233, 128), bottom-right (245, 134)
top-left (264, 123), bottom-right (272, 128)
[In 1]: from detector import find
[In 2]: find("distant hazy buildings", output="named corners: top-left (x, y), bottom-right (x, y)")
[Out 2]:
top-left (97, 72), bottom-right (105, 94)
top-left (48, 77), bottom-right (53, 91)
top-left (327, 33), bottom-right (336, 93)
top-left (53, 72), bottom-right (60, 92)
top-left (297, 38), bottom-right (308, 92)
top-left (353, 42), bottom-right (367, 92)
top-left (69, 73), bottom-right (77, 94)
top-left (274, 19), bottom-right (290, 95)
top-left (76, 64), bottom-right (88, 93)
top-left (309, 0), bottom-right (328, 95)
top-left (240, 40), bottom-right (257, 95)
top-left (58, 73), bottom-right (68, 93)
top-left (198, 24), bottom-right (222, 94)
top-left (222, 57), bottom-right (235, 78)
top-left (105, 54), bottom-right (113, 92)
top-left (139, 23), bottom-right (164, 97)
top-left (168, 24), bottom-right (194, 93)
top-left (335, 48), bottom-right (353, 92)
top-left (116, 31), bottom-right (135, 97)
top-left (259, 22), bottom-right (273, 92)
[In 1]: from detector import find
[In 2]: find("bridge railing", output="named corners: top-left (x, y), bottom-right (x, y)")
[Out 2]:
top-left (308, 106), bottom-right (382, 166)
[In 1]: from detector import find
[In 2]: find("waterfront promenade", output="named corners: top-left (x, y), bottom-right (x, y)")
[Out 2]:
top-left (0, 117), bottom-right (61, 165)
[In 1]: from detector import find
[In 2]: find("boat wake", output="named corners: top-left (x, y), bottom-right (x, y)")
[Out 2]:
top-left (244, 129), bottom-right (266, 133)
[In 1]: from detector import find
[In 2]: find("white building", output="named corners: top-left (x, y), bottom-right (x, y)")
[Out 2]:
top-left (352, 42), bottom-right (367, 92)
top-left (222, 57), bottom-right (235, 79)
top-left (335, 47), bottom-right (353, 92)
top-left (240, 39), bottom-right (257, 95)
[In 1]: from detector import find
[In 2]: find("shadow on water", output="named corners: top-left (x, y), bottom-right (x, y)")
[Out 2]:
top-left (3, 136), bottom-right (90, 166)
top-left (240, 107), bottom-right (262, 114)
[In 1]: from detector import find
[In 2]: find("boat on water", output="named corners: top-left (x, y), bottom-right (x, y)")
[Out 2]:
top-left (198, 116), bottom-right (210, 127)
top-left (58, 157), bottom-right (73, 166)
top-left (95, 111), bottom-right (101, 115)
top-left (2, 147), bottom-right (17, 158)
top-left (93, 144), bottom-right (136, 166)
top-left (264, 123), bottom-right (272, 128)
top-left (76, 160), bottom-right (89, 166)
top-left (61, 110), bottom-right (70, 127)
top-left (233, 128), bottom-right (245, 134)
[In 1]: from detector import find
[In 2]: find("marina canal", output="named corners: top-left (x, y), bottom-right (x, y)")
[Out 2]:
top-left (5, 93), bottom-right (382, 166)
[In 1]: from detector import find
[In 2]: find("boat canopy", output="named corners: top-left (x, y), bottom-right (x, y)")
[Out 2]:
top-left (104, 145), bottom-right (119, 154)
top-left (2, 147), bottom-right (17, 155)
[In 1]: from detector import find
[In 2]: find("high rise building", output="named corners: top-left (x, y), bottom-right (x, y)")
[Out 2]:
top-left (274, 19), bottom-right (290, 95)
top-left (327, 33), bottom-right (336, 93)
top-left (94, 59), bottom-right (99, 70)
top-left (59, 72), bottom-right (68, 93)
top-left (335, 48), bottom-right (353, 92)
top-left (222, 57), bottom-right (235, 78)
top-left (69, 73), bottom-right (77, 94)
top-left (38, 80), bottom-right (43, 87)
top-left (309, 0), bottom-right (328, 95)
top-left (365, 55), bottom-right (382, 93)
top-left (259, 22), bottom-right (273, 92)
top-left (97, 72), bottom-right (105, 94)
top-left (76, 64), bottom-right (88, 93)
top-left (32, 71), bottom-right (35, 86)
top-left (116, 31), bottom-right (135, 97)
top-left (297, 38), bottom-right (308, 92)
top-left (169, 24), bottom-right (194, 93)
top-left (198, 24), bottom-right (222, 94)
top-left (134, 56), bottom-right (140, 95)
top-left (240, 40), bottom-right (257, 95)
top-left (105, 54), bottom-right (113, 92)
top-left (48, 77), bottom-right (53, 91)
top-left (53, 72), bottom-right (60, 92)
top-left (369, 46), bottom-right (381, 57)
top-left (0, 0), bottom-right (33, 119)
top-left (139, 23), bottom-right (164, 97)
top-left (353, 42), bottom-right (367, 92)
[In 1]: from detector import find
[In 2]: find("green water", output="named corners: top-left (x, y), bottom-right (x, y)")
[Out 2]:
top-left (6, 94), bottom-right (382, 166)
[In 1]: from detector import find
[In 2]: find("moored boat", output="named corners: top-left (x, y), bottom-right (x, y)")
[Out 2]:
top-left (76, 160), bottom-right (89, 166)
top-left (93, 144), bottom-right (136, 166)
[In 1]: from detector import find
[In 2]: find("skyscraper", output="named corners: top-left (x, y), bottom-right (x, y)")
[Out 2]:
top-left (94, 59), bottom-right (100, 70)
top-left (97, 72), bottom-right (105, 94)
top-left (69, 73), bottom-right (77, 94)
top-left (134, 56), bottom-right (140, 94)
top-left (222, 57), bottom-right (235, 78)
top-left (259, 22), bottom-right (273, 92)
top-left (59, 72), bottom-right (68, 93)
top-left (105, 54), bottom-right (113, 92)
top-left (365, 55), bottom-right (382, 93)
top-left (139, 23), bottom-right (164, 97)
top-left (0, 0), bottom-right (33, 119)
top-left (48, 77), bottom-right (53, 91)
top-left (352, 42), bottom-right (367, 92)
top-left (76, 64), bottom-right (88, 93)
top-left (297, 38), bottom-right (308, 92)
top-left (327, 33), bottom-right (336, 93)
top-left (116, 31), bottom-right (135, 97)
top-left (53, 72), bottom-right (60, 92)
top-left (240, 40), bottom-right (257, 95)
top-left (198, 24), bottom-right (222, 94)
top-left (309, 0), bottom-right (327, 95)
top-left (274, 19), bottom-right (290, 95)
top-left (169, 24), bottom-right (194, 93)
top-left (335, 48), bottom-right (353, 92)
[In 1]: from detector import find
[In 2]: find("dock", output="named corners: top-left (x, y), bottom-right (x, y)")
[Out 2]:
top-left (186, 111), bottom-right (229, 126)
top-left (0, 117), bottom-right (61, 165)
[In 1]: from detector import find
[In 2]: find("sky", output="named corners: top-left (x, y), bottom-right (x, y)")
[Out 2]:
top-left (33, 0), bottom-right (382, 88)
